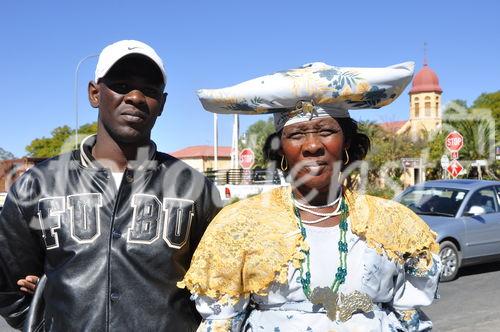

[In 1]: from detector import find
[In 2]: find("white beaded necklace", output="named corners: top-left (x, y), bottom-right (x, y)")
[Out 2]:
top-left (293, 191), bottom-right (343, 224)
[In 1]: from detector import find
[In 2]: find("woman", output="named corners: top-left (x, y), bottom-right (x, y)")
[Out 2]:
top-left (179, 61), bottom-right (441, 331)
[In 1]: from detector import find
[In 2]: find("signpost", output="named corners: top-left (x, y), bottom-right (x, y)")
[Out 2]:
top-left (445, 131), bottom-right (464, 179)
top-left (440, 155), bottom-right (450, 169)
top-left (239, 148), bottom-right (255, 184)
top-left (447, 159), bottom-right (463, 178)
top-left (239, 148), bottom-right (255, 169)
top-left (445, 131), bottom-right (464, 153)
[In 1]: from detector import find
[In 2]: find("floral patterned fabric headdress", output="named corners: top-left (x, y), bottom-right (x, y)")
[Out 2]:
top-left (197, 61), bottom-right (414, 131)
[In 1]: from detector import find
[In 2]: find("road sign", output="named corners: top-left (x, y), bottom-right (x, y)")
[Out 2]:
top-left (445, 131), bottom-right (464, 152)
top-left (239, 148), bottom-right (255, 169)
top-left (451, 151), bottom-right (459, 160)
top-left (447, 159), bottom-right (463, 178)
top-left (401, 158), bottom-right (421, 169)
top-left (440, 155), bottom-right (450, 169)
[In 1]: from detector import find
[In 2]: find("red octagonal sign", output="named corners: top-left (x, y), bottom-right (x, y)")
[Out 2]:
top-left (445, 131), bottom-right (464, 152)
top-left (239, 148), bottom-right (255, 169)
top-left (447, 159), bottom-right (463, 178)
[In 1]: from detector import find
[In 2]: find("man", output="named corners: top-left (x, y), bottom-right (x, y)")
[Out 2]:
top-left (0, 40), bottom-right (221, 331)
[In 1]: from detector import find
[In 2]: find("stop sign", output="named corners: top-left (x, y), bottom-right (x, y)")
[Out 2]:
top-left (445, 131), bottom-right (464, 152)
top-left (239, 148), bottom-right (255, 169)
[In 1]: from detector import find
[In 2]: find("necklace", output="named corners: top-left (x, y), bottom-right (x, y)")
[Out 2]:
top-left (293, 191), bottom-right (343, 224)
top-left (293, 194), bottom-right (349, 320)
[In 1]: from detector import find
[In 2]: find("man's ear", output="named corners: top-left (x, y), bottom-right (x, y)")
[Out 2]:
top-left (157, 92), bottom-right (167, 117)
top-left (88, 81), bottom-right (100, 108)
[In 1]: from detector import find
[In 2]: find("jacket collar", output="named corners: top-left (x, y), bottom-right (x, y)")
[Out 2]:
top-left (79, 134), bottom-right (158, 171)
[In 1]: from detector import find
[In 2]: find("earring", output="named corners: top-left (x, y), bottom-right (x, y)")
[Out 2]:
top-left (344, 149), bottom-right (350, 165)
top-left (280, 155), bottom-right (288, 171)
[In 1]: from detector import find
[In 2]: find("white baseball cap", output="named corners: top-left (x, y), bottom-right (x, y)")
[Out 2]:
top-left (94, 40), bottom-right (167, 85)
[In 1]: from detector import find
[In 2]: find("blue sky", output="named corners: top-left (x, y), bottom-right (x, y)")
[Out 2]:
top-left (1, 0), bottom-right (499, 157)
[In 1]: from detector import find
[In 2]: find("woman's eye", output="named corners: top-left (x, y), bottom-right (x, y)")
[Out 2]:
top-left (289, 132), bottom-right (304, 139)
top-left (320, 130), bottom-right (334, 136)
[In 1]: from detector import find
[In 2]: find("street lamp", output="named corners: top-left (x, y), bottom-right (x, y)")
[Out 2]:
top-left (74, 54), bottom-right (98, 147)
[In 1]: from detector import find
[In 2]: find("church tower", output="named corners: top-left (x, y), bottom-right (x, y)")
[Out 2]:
top-left (406, 54), bottom-right (443, 138)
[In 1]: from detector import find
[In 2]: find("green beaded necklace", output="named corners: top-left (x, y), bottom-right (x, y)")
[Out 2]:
top-left (293, 195), bottom-right (349, 299)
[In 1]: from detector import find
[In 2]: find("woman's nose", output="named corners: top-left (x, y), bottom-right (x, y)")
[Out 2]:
top-left (303, 134), bottom-right (323, 156)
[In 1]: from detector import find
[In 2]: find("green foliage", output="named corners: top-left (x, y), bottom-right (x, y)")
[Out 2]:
top-left (426, 96), bottom-right (498, 178)
top-left (471, 91), bottom-right (500, 143)
top-left (239, 117), bottom-right (275, 168)
top-left (359, 120), bottom-right (425, 185)
top-left (26, 122), bottom-right (98, 157)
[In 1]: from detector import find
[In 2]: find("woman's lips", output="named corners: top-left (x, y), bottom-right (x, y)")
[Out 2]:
top-left (302, 162), bottom-right (328, 174)
top-left (304, 165), bottom-right (326, 173)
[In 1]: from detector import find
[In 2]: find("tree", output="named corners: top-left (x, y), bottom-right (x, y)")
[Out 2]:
top-left (26, 122), bottom-right (98, 158)
top-left (239, 117), bottom-right (275, 168)
top-left (0, 147), bottom-right (15, 160)
top-left (426, 97), bottom-right (498, 179)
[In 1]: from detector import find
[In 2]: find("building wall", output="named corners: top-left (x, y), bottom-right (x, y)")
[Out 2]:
top-left (204, 158), bottom-right (232, 171)
top-left (179, 158), bottom-right (205, 172)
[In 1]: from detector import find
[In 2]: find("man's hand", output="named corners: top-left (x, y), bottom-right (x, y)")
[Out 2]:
top-left (17, 275), bottom-right (39, 295)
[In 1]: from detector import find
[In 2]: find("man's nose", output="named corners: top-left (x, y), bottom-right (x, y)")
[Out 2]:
top-left (124, 89), bottom-right (147, 106)
top-left (303, 134), bottom-right (323, 156)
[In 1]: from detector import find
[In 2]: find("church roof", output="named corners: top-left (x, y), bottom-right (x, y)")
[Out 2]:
top-left (410, 63), bottom-right (442, 94)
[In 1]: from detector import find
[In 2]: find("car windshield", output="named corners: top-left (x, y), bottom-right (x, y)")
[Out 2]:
top-left (397, 187), bottom-right (468, 217)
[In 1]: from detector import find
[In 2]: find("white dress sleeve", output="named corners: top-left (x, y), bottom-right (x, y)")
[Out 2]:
top-left (390, 253), bottom-right (442, 331)
top-left (194, 294), bottom-right (250, 332)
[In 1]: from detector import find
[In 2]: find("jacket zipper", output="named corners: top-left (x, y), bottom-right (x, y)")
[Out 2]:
top-left (105, 170), bottom-right (126, 332)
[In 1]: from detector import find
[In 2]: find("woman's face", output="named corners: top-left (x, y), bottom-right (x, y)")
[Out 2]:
top-left (281, 117), bottom-right (345, 194)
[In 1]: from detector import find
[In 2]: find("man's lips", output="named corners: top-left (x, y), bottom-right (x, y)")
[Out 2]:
top-left (121, 110), bottom-right (147, 123)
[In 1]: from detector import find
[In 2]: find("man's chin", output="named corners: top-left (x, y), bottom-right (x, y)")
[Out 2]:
top-left (111, 127), bottom-right (149, 144)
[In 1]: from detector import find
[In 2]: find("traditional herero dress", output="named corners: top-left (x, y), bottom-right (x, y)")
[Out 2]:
top-left (179, 187), bottom-right (441, 332)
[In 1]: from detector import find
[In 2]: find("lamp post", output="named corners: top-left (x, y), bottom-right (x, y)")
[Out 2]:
top-left (74, 54), bottom-right (98, 147)
top-left (213, 113), bottom-right (218, 170)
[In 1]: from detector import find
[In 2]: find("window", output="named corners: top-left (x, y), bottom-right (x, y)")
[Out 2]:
top-left (464, 187), bottom-right (498, 215)
top-left (415, 103), bottom-right (420, 117)
top-left (397, 187), bottom-right (468, 217)
top-left (425, 102), bottom-right (431, 116)
top-left (495, 186), bottom-right (500, 206)
top-left (435, 102), bottom-right (439, 117)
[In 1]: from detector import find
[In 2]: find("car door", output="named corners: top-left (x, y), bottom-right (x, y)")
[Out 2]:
top-left (461, 186), bottom-right (500, 258)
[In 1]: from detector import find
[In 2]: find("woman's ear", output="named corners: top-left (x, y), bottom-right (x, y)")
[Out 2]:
top-left (88, 81), bottom-right (100, 108)
top-left (343, 138), bottom-right (351, 151)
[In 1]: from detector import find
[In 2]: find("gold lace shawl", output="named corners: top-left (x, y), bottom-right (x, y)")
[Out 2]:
top-left (178, 186), bottom-right (438, 303)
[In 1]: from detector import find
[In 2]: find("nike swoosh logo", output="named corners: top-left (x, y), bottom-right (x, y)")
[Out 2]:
top-left (128, 46), bottom-right (139, 50)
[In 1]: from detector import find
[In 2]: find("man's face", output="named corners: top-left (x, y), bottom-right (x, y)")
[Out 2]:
top-left (89, 54), bottom-right (166, 144)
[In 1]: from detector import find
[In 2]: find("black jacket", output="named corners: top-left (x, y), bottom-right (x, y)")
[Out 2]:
top-left (0, 138), bottom-right (221, 331)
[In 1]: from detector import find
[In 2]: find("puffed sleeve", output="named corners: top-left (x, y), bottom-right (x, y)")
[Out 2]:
top-left (194, 294), bottom-right (250, 332)
top-left (390, 253), bottom-right (442, 331)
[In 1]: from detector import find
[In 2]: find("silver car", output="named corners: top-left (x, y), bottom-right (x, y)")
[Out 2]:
top-left (395, 180), bottom-right (500, 281)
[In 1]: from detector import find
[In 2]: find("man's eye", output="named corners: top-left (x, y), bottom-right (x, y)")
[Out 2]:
top-left (109, 83), bottom-right (130, 94)
top-left (143, 88), bottom-right (161, 98)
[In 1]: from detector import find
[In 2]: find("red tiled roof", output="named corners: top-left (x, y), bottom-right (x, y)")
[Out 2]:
top-left (410, 64), bottom-right (442, 94)
top-left (170, 145), bottom-right (232, 158)
top-left (379, 120), bottom-right (406, 133)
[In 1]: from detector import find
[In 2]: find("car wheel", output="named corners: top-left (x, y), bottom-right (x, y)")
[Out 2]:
top-left (439, 240), bottom-right (460, 282)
